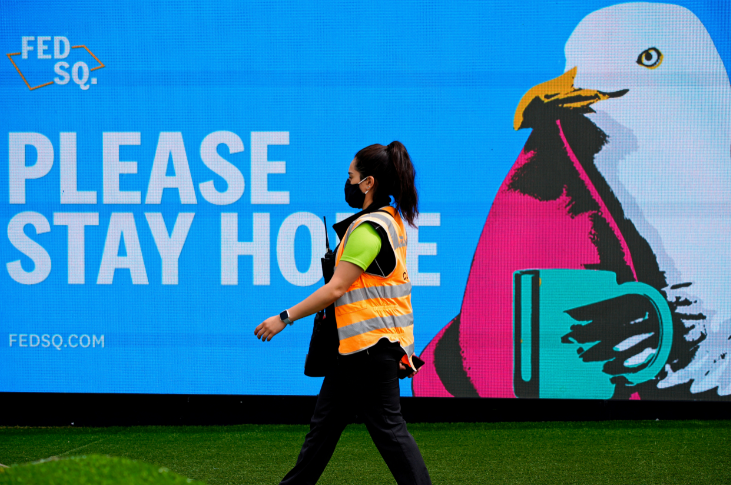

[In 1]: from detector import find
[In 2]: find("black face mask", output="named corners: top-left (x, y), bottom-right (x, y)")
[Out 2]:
top-left (344, 177), bottom-right (368, 209)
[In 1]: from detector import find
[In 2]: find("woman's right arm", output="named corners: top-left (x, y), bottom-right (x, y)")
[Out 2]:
top-left (254, 261), bottom-right (363, 341)
top-left (287, 261), bottom-right (363, 322)
top-left (255, 223), bottom-right (380, 341)
top-left (289, 223), bottom-right (382, 321)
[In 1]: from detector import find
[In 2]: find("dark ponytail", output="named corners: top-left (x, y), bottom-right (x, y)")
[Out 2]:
top-left (354, 141), bottom-right (419, 227)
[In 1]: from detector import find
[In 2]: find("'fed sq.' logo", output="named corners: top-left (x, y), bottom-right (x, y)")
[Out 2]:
top-left (6, 36), bottom-right (105, 91)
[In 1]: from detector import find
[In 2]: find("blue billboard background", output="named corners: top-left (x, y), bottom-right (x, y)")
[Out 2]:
top-left (1, 0), bottom-right (729, 397)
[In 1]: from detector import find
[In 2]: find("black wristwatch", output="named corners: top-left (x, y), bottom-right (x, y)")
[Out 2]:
top-left (280, 310), bottom-right (293, 326)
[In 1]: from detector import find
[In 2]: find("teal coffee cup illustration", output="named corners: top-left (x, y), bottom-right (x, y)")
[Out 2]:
top-left (513, 269), bottom-right (673, 399)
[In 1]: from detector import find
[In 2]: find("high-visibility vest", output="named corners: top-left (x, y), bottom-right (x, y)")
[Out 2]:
top-left (334, 206), bottom-right (416, 369)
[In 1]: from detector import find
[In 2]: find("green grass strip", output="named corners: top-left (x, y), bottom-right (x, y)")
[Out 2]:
top-left (0, 454), bottom-right (205, 485)
top-left (1, 420), bottom-right (729, 484)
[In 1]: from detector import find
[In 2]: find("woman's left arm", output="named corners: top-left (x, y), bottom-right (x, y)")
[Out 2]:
top-left (254, 261), bottom-right (364, 341)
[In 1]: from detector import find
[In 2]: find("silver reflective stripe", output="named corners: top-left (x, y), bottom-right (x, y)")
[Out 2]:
top-left (338, 312), bottom-right (414, 340)
top-left (402, 342), bottom-right (415, 356)
top-left (336, 281), bottom-right (412, 307)
top-left (367, 213), bottom-right (406, 249)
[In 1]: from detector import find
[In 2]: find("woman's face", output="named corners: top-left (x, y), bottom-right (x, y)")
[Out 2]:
top-left (347, 158), bottom-right (363, 185)
top-left (348, 157), bottom-right (376, 193)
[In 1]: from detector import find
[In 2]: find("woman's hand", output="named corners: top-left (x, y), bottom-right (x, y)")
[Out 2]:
top-left (255, 315), bottom-right (287, 342)
top-left (399, 361), bottom-right (418, 379)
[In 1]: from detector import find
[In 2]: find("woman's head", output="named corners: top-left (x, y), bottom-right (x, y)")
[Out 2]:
top-left (351, 141), bottom-right (419, 227)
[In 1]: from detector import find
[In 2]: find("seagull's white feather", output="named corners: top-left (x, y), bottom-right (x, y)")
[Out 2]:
top-left (565, 3), bottom-right (731, 395)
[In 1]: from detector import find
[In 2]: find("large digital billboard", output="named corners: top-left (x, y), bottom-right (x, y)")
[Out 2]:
top-left (2, 0), bottom-right (729, 400)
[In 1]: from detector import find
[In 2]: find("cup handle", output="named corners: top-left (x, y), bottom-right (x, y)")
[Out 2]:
top-left (614, 282), bottom-right (674, 385)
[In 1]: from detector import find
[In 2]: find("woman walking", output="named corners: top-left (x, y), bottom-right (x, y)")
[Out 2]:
top-left (255, 141), bottom-right (432, 485)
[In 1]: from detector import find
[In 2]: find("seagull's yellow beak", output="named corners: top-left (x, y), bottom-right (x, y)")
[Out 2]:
top-left (513, 67), bottom-right (628, 130)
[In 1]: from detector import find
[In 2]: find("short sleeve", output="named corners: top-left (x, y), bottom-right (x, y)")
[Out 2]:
top-left (340, 223), bottom-right (382, 271)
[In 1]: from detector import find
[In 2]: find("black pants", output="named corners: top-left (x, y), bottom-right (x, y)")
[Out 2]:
top-left (280, 339), bottom-right (432, 485)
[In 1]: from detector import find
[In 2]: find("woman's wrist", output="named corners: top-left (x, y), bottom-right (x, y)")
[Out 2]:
top-left (280, 309), bottom-right (294, 325)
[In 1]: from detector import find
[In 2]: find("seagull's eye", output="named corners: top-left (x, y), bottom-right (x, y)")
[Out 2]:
top-left (637, 47), bottom-right (663, 69)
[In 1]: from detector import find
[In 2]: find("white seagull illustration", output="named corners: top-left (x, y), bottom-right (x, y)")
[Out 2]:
top-left (566, 2), bottom-right (731, 395)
